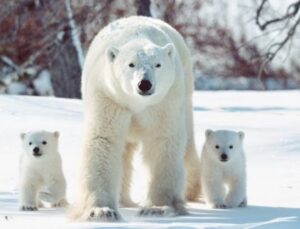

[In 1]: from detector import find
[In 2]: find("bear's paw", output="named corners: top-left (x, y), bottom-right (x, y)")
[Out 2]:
top-left (85, 207), bottom-right (121, 222)
top-left (20, 205), bottom-right (38, 211)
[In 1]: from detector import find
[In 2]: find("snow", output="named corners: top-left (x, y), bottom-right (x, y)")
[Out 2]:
top-left (6, 82), bottom-right (27, 95)
top-left (195, 74), bottom-right (300, 90)
top-left (33, 70), bottom-right (54, 96)
top-left (0, 91), bottom-right (300, 228)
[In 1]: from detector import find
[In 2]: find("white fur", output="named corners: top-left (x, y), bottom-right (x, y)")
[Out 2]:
top-left (200, 130), bottom-right (247, 209)
top-left (19, 130), bottom-right (68, 211)
top-left (72, 16), bottom-right (200, 222)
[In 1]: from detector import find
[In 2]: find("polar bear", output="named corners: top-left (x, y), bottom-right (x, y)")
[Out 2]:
top-left (71, 16), bottom-right (200, 221)
top-left (19, 130), bottom-right (68, 211)
top-left (200, 130), bottom-right (247, 209)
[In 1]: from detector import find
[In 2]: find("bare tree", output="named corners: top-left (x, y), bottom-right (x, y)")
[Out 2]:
top-left (135, 0), bottom-right (152, 16)
top-left (256, 0), bottom-right (300, 78)
top-left (0, 0), bottom-right (83, 98)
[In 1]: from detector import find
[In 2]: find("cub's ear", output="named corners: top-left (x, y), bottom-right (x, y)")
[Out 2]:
top-left (163, 43), bottom-right (175, 59)
top-left (106, 47), bottom-right (119, 62)
top-left (205, 129), bottom-right (213, 138)
top-left (238, 131), bottom-right (245, 140)
top-left (54, 131), bottom-right (60, 138)
top-left (20, 133), bottom-right (26, 140)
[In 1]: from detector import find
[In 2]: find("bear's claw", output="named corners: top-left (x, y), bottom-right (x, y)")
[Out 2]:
top-left (86, 207), bottom-right (120, 222)
top-left (51, 199), bottom-right (69, 208)
top-left (238, 198), bottom-right (247, 207)
top-left (20, 205), bottom-right (38, 211)
top-left (213, 203), bottom-right (227, 209)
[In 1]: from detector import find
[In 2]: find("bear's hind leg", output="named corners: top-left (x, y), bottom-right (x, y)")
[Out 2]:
top-left (120, 143), bottom-right (138, 207)
top-left (184, 146), bottom-right (201, 201)
top-left (184, 93), bottom-right (201, 202)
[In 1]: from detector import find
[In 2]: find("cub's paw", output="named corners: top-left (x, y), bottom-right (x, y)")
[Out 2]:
top-left (51, 199), bottom-right (69, 208)
top-left (86, 207), bottom-right (121, 222)
top-left (20, 205), bottom-right (38, 211)
top-left (138, 206), bottom-right (174, 217)
top-left (238, 198), bottom-right (247, 208)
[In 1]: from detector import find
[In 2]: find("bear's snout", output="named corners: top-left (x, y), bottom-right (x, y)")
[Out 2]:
top-left (138, 79), bottom-right (152, 95)
top-left (220, 153), bottom-right (228, 162)
top-left (33, 147), bottom-right (42, 157)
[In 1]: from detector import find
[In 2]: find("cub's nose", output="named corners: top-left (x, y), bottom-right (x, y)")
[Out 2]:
top-left (33, 147), bottom-right (40, 154)
top-left (138, 79), bottom-right (152, 93)
top-left (220, 153), bottom-right (228, 162)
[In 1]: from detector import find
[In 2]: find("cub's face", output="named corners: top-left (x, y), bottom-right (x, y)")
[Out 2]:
top-left (21, 131), bottom-right (59, 159)
top-left (205, 130), bottom-right (244, 163)
top-left (106, 41), bottom-right (176, 107)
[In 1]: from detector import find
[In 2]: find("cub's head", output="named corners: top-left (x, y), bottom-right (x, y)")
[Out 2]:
top-left (205, 129), bottom-right (245, 163)
top-left (105, 40), bottom-right (176, 108)
top-left (20, 131), bottom-right (59, 159)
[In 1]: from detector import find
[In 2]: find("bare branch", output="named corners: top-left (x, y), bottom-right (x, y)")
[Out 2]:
top-left (255, 0), bottom-right (300, 80)
top-left (256, 0), bottom-right (300, 30)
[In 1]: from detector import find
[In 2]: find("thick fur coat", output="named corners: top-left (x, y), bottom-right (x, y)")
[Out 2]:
top-left (19, 131), bottom-right (68, 211)
top-left (72, 16), bottom-right (200, 221)
top-left (200, 130), bottom-right (247, 209)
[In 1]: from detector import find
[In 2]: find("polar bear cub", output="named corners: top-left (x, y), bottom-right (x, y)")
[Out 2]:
top-left (200, 130), bottom-right (247, 209)
top-left (19, 130), bottom-right (68, 211)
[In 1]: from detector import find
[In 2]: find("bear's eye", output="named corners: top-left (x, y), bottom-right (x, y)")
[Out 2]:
top-left (155, 63), bottom-right (161, 68)
top-left (29, 142), bottom-right (32, 146)
top-left (229, 145), bottom-right (233, 149)
top-left (129, 63), bottom-right (135, 68)
top-left (215, 145), bottom-right (219, 149)
top-left (42, 141), bottom-right (47, 145)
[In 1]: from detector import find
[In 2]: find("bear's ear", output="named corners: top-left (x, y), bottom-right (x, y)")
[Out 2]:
top-left (106, 47), bottom-right (119, 62)
top-left (163, 43), bottom-right (175, 59)
top-left (54, 131), bottom-right (60, 138)
top-left (238, 131), bottom-right (245, 140)
top-left (20, 133), bottom-right (26, 140)
top-left (205, 129), bottom-right (213, 138)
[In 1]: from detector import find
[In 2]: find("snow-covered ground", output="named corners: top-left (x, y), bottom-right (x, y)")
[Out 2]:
top-left (0, 91), bottom-right (299, 228)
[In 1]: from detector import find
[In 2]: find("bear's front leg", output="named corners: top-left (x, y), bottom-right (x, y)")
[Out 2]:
top-left (202, 169), bottom-right (226, 209)
top-left (120, 143), bottom-right (138, 208)
top-left (20, 181), bottom-right (38, 211)
top-left (139, 126), bottom-right (188, 217)
top-left (71, 100), bottom-right (131, 222)
top-left (225, 175), bottom-right (247, 208)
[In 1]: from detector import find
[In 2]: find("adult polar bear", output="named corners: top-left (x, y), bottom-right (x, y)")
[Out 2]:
top-left (72, 16), bottom-right (200, 221)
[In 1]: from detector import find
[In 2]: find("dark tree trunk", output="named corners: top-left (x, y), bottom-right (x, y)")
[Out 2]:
top-left (50, 31), bottom-right (81, 98)
top-left (135, 0), bottom-right (152, 17)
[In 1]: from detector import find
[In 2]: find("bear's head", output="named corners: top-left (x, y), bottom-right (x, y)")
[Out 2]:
top-left (20, 131), bottom-right (59, 159)
top-left (204, 129), bottom-right (245, 163)
top-left (105, 40), bottom-right (176, 109)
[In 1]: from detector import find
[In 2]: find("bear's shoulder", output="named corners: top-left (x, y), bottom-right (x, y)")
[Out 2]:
top-left (94, 16), bottom-right (171, 48)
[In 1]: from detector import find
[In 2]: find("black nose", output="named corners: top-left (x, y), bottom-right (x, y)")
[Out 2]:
top-left (33, 147), bottom-right (40, 154)
top-left (221, 153), bottom-right (228, 161)
top-left (138, 80), bottom-right (152, 92)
